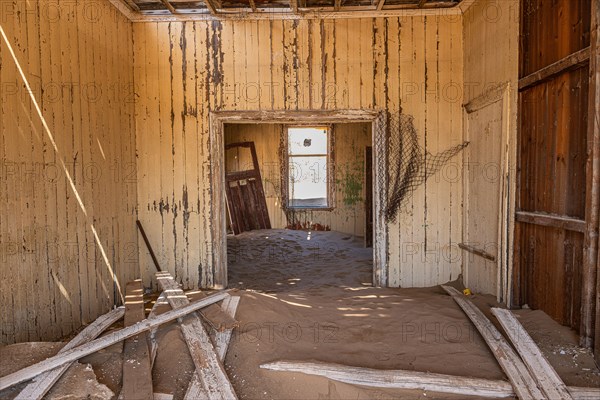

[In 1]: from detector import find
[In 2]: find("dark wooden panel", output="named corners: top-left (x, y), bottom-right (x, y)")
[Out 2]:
top-left (518, 67), bottom-right (589, 219)
top-left (516, 223), bottom-right (584, 329)
top-left (520, 0), bottom-right (591, 77)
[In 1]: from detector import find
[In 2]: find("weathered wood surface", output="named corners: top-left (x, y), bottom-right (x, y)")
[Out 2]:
top-left (0, 291), bottom-right (229, 391)
top-left (491, 308), bottom-right (572, 400)
top-left (121, 280), bottom-right (153, 400)
top-left (515, 211), bottom-right (586, 233)
top-left (0, 0), bottom-right (137, 345)
top-left (441, 285), bottom-right (544, 400)
top-left (147, 292), bottom-right (168, 369)
top-left (519, 47), bottom-right (591, 90)
top-left (14, 307), bottom-right (125, 400)
top-left (155, 272), bottom-right (237, 400)
top-left (260, 361), bottom-right (600, 400)
top-left (186, 295), bottom-right (241, 399)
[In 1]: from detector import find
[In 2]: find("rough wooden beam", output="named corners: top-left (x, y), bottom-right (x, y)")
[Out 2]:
top-left (185, 296), bottom-right (241, 399)
top-left (418, 0), bottom-right (427, 7)
top-left (377, 0), bottom-right (385, 11)
top-left (519, 47), bottom-right (590, 91)
top-left (248, 0), bottom-right (257, 12)
top-left (156, 272), bottom-right (237, 400)
top-left (334, 0), bottom-right (342, 11)
top-left (260, 361), bottom-right (600, 400)
top-left (14, 308), bottom-right (125, 400)
top-left (159, 0), bottom-right (178, 13)
top-left (516, 211), bottom-right (586, 233)
top-left (122, 0), bottom-right (141, 12)
top-left (0, 291), bottom-right (230, 391)
top-left (491, 308), bottom-right (573, 400)
top-left (121, 280), bottom-right (153, 400)
top-left (147, 292), bottom-right (168, 369)
top-left (441, 286), bottom-right (544, 399)
top-left (204, 0), bottom-right (220, 14)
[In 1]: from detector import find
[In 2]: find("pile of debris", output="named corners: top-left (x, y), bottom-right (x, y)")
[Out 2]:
top-left (0, 271), bottom-right (240, 400)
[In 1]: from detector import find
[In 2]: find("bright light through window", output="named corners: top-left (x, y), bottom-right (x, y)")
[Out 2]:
top-left (288, 127), bottom-right (329, 208)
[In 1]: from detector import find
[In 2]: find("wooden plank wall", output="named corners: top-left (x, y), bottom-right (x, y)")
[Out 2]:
top-left (0, 0), bottom-right (138, 344)
top-left (462, 0), bottom-right (519, 297)
top-left (514, 0), bottom-right (591, 331)
top-left (224, 123), bottom-right (371, 236)
top-left (133, 17), bottom-right (464, 289)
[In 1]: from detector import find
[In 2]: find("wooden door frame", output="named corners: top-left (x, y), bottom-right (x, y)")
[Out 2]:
top-left (209, 110), bottom-right (388, 289)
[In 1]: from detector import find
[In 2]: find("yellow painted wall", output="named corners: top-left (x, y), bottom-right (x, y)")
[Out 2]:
top-left (0, 0), bottom-right (137, 344)
top-left (224, 123), bottom-right (372, 236)
top-left (133, 17), bottom-right (465, 289)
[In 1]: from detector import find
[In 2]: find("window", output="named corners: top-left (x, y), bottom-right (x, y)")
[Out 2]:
top-left (287, 126), bottom-right (332, 209)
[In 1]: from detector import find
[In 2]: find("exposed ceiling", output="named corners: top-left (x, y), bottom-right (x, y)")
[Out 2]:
top-left (117, 0), bottom-right (464, 17)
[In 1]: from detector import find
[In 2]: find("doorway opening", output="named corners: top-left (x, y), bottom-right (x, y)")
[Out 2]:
top-left (209, 110), bottom-right (388, 290)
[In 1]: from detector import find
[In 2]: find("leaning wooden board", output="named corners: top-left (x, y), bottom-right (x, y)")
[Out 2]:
top-left (0, 291), bottom-right (229, 391)
top-left (492, 308), bottom-right (573, 399)
top-left (156, 272), bottom-right (237, 400)
top-left (441, 285), bottom-right (544, 399)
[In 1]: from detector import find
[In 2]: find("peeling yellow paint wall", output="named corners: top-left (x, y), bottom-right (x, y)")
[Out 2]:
top-left (0, 1), bottom-right (138, 344)
top-left (133, 17), bottom-right (465, 289)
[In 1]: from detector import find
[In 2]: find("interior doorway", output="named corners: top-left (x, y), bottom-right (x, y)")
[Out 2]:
top-left (209, 110), bottom-right (388, 289)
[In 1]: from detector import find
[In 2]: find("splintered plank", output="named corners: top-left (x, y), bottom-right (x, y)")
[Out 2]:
top-left (185, 296), bottom-right (241, 399)
top-left (14, 307), bottom-right (125, 400)
top-left (121, 280), bottom-right (153, 400)
top-left (491, 308), bottom-right (573, 400)
top-left (441, 285), bottom-right (544, 400)
top-left (147, 292), bottom-right (168, 369)
top-left (155, 272), bottom-right (237, 399)
top-left (0, 291), bottom-right (229, 391)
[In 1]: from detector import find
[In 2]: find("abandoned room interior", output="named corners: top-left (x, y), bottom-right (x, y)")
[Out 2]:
top-left (1, 0), bottom-right (599, 398)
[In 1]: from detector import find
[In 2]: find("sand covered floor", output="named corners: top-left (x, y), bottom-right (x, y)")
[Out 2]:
top-left (223, 229), bottom-right (600, 399)
top-left (1, 229), bottom-right (598, 399)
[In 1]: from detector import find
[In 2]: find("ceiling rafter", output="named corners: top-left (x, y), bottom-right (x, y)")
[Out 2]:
top-left (248, 0), bottom-right (258, 12)
top-left (159, 0), bottom-right (177, 14)
top-left (290, 0), bottom-right (299, 14)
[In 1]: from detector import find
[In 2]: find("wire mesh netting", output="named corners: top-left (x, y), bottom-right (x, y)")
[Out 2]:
top-left (381, 112), bottom-right (469, 223)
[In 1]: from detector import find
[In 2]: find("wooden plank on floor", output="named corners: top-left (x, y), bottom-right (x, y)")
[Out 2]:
top-left (15, 307), bottom-right (125, 400)
top-left (155, 272), bottom-right (237, 400)
top-left (187, 291), bottom-right (238, 332)
top-left (147, 292), bottom-right (168, 369)
top-left (185, 296), bottom-right (241, 399)
top-left (441, 285), bottom-right (544, 400)
top-left (121, 280), bottom-right (153, 400)
top-left (260, 361), bottom-right (600, 400)
top-left (0, 291), bottom-right (230, 391)
top-left (491, 308), bottom-right (573, 399)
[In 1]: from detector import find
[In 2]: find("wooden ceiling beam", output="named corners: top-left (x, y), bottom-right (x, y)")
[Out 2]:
top-left (122, 0), bottom-right (141, 12)
top-left (377, 0), bottom-right (385, 11)
top-left (204, 0), bottom-right (220, 14)
top-left (418, 0), bottom-right (427, 7)
top-left (334, 0), bottom-right (342, 11)
top-left (159, 0), bottom-right (178, 13)
top-left (248, 0), bottom-right (258, 12)
top-left (290, 0), bottom-right (299, 13)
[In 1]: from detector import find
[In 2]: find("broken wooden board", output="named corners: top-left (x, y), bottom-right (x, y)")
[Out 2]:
top-left (156, 272), bottom-right (237, 400)
top-left (185, 295), bottom-right (241, 399)
top-left (441, 285), bottom-right (544, 400)
top-left (0, 291), bottom-right (230, 391)
top-left (491, 308), bottom-right (573, 400)
top-left (121, 280), bottom-right (153, 400)
top-left (147, 292), bottom-right (168, 369)
top-left (14, 307), bottom-right (125, 400)
top-left (260, 361), bottom-right (600, 400)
